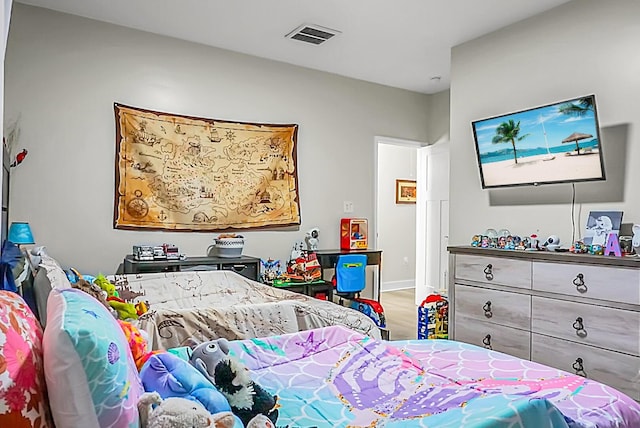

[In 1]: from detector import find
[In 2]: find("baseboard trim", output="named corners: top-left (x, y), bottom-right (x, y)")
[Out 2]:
top-left (381, 280), bottom-right (415, 293)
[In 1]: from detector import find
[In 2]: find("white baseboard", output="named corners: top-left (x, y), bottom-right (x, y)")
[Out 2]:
top-left (381, 280), bottom-right (415, 293)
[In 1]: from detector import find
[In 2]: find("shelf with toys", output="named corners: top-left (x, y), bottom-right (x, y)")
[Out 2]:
top-left (469, 226), bottom-right (639, 261)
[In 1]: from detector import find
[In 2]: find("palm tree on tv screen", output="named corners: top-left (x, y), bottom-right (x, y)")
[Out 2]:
top-left (558, 97), bottom-right (594, 117)
top-left (491, 119), bottom-right (529, 164)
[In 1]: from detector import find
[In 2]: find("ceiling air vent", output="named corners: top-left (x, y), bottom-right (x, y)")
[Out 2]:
top-left (285, 24), bottom-right (341, 45)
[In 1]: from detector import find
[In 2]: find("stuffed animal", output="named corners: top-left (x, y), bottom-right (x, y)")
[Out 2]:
top-left (138, 392), bottom-right (235, 428)
top-left (140, 352), bottom-right (232, 417)
top-left (94, 273), bottom-right (119, 298)
top-left (119, 320), bottom-right (163, 371)
top-left (189, 339), bottom-right (278, 427)
top-left (71, 278), bottom-right (109, 307)
top-left (107, 295), bottom-right (139, 320)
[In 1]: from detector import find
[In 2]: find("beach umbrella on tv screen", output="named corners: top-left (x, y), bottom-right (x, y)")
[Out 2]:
top-left (562, 132), bottom-right (593, 152)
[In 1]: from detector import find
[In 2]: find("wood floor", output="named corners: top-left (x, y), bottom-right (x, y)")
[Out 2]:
top-left (380, 288), bottom-right (418, 341)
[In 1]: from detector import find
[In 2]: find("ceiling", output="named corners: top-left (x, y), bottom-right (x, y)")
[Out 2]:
top-left (16, 0), bottom-right (572, 94)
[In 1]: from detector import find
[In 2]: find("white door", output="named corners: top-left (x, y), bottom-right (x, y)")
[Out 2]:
top-left (415, 141), bottom-right (450, 305)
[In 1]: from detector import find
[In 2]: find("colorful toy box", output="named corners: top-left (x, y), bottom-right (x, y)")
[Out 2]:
top-left (340, 218), bottom-right (368, 250)
top-left (417, 294), bottom-right (448, 339)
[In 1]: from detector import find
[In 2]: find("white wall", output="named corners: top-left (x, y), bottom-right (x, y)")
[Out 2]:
top-left (376, 143), bottom-right (416, 291)
top-left (4, 4), bottom-right (430, 274)
top-left (450, 0), bottom-right (640, 246)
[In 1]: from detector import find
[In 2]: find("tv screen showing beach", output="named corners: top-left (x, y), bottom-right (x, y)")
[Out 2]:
top-left (472, 94), bottom-right (605, 189)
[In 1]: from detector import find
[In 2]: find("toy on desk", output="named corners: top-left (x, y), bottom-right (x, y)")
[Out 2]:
top-left (305, 227), bottom-right (320, 251)
top-left (283, 251), bottom-right (321, 283)
top-left (341, 218), bottom-right (368, 250)
top-left (260, 258), bottom-right (282, 283)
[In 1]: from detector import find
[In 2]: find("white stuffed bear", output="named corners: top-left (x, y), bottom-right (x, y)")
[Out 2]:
top-left (138, 392), bottom-right (235, 428)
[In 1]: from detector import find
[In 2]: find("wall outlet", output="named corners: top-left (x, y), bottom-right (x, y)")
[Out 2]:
top-left (343, 201), bottom-right (354, 213)
top-left (403, 256), bottom-right (409, 265)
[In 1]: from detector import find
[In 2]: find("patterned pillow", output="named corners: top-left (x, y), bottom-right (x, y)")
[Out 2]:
top-left (0, 291), bottom-right (52, 428)
top-left (43, 289), bottom-right (143, 428)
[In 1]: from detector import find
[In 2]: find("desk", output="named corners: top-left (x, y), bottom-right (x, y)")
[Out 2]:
top-left (269, 280), bottom-right (334, 301)
top-left (314, 249), bottom-right (383, 301)
top-left (121, 254), bottom-right (260, 282)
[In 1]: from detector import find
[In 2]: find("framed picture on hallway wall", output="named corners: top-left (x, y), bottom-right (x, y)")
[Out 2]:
top-left (395, 179), bottom-right (416, 204)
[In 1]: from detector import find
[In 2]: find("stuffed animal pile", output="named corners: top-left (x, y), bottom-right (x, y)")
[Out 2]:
top-left (121, 322), bottom-right (276, 427)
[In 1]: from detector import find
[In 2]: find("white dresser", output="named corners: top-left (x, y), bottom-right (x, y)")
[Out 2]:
top-left (448, 246), bottom-right (640, 400)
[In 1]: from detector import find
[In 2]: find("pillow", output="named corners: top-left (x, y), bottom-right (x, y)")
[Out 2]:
top-left (44, 289), bottom-right (143, 428)
top-left (32, 254), bottom-right (72, 328)
top-left (0, 291), bottom-right (53, 427)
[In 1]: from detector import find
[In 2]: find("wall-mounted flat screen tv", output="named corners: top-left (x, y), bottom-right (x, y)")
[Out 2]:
top-left (471, 94), bottom-right (605, 189)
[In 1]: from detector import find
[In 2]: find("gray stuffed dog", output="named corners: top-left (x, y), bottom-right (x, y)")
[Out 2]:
top-left (189, 338), bottom-right (278, 427)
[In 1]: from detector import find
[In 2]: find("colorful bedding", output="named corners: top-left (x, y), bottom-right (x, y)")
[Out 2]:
top-left (227, 326), bottom-right (640, 428)
top-left (110, 271), bottom-right (381, 349)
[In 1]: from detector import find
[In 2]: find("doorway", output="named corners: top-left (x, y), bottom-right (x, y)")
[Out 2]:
top-left (374, 137), bottom-right (423, 291)
top-left (374, 137), bottom-right (449, 339)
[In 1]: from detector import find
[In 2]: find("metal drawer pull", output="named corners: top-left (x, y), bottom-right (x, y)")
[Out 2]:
top-left (482, 334), bottom-right (492, 350)
top-left (573, 273), bottom-right (587, 293)
top-left (483, 301), bottom-right (493, 318)
top-left (572, 357), bottom-right (587, 377)
top-left (228, 264), bottom-right (247, 272)
top-left (573, 317), bottom-right (587, 337)
top-left (483, 264), bottom-right (494, 280)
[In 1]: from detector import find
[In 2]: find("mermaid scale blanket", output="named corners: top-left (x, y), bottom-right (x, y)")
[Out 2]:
top-left (227, 326), bottom-right (640, 428)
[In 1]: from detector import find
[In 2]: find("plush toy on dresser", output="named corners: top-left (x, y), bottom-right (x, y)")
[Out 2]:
top-left (189, 339), bottom-right (279, 427)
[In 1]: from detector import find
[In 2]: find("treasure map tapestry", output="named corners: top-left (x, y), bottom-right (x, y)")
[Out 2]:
top-left (113, 103), bottom-right (300, 231)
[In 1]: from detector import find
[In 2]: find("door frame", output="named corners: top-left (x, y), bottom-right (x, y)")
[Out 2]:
top-left (373, 136), bottom-right (426, 296)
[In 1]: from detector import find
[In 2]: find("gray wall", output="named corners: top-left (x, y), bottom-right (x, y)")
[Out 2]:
top-left (376, 143), bottom-right (417, 291)
top-left (5, 4), bottom-right (430, 274)
top-left (450, 0), bottom-right (640, 246)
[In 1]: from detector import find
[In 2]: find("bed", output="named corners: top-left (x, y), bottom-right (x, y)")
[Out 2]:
top-left (109, 270), bottom-right (382, 349)
top-left (226, 325), bottom-right (640, 428)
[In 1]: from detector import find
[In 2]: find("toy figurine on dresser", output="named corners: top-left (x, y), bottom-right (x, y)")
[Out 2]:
top-left (633, 224), bottom-right (640, 256)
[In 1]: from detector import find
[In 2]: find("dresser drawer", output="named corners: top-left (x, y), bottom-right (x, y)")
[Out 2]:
top-left (455, 284), bottom-right (530, 329)
top-left (454, 315), bottom-right (530, 360)
top-left (531, 333), bottom-right (640, 400)
top-left (221, 262), bottom-right (258, 281)
top-left (533, 261), bottom-right (640, 305)
top-left (532, 296), bottom-right (640, 356)
top-left (455, 255), bottom-right (531, 289)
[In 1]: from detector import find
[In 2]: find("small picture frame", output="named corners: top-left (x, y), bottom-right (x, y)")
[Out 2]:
top-left (395, 179), bottom-right (417, 204)
top-left (583, 210), bottom-right (623, 246)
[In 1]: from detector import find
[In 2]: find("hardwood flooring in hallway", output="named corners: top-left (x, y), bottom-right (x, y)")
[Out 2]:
top-left (380, 288), bottom-right (419, 341)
